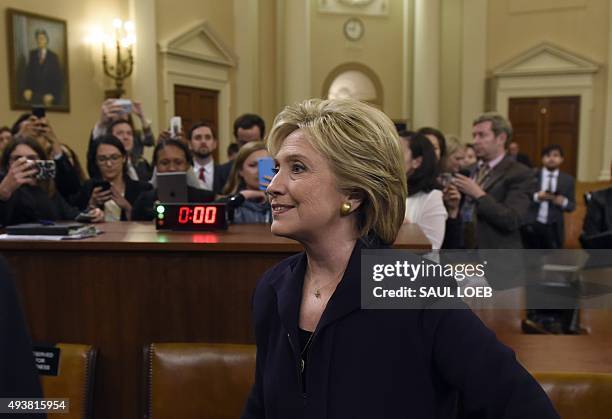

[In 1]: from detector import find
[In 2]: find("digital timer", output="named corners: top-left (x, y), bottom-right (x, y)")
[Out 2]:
top-left (155, 203), bottom-right (228, 231)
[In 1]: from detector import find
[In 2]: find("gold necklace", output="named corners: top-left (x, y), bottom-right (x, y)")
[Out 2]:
top-left (308, 268), bottom-right (345, 299)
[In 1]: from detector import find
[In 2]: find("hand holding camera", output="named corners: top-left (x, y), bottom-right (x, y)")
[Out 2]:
top-left (99, 98), bottom-right (130, 125)
top-left (0, 157), bottom-right (39, 201)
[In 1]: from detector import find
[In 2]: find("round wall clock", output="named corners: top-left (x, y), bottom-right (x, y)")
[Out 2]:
top-left (343, 17), bottom-right (364, 41)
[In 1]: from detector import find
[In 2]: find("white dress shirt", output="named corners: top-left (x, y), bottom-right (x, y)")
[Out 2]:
top-left (535, 168), bottom-right (568, 224)
top-left (193, 159), bottom-right (214, 191)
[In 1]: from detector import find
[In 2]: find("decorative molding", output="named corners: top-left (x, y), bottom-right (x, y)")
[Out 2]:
top-left (507, 0), bottom-right (586, 15)
top-left (159, 21), bottom-right (237, 67)
top-left (318, 0), bottom-right (389, 16)
top-left (322, 62), bottom-right (383, 108)
top-left (493, 42), bottom-right (599, 77)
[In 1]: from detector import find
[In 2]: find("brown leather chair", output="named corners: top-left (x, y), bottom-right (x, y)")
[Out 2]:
top-left (533, 372), bottom-right (612, 419)
top-left (143, 343), bottom-right (256, 419)
top-left (40, 343), bottom-right (97, 419)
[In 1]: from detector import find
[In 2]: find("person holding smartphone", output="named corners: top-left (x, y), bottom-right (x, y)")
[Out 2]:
top-left (219, 141), bottom-right (271, 224)
top-left (0, 137), bottom-right (103, 226)
top-left (74, 135), bottom-right (152, 221)
top-left (10, 112), bottom-right (83, 201)
top-left (86, 98), bottom-right (154, 179)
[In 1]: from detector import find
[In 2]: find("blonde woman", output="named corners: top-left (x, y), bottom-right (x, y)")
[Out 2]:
top-left (222, 141), bottom-right (271, 224)
top-left (242, 98), bottom-right (557, 418)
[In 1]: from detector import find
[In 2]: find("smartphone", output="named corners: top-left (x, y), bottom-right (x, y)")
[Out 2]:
top-left (257, 157), bottom-right (275, 191)
top-left (32, 106), bottom-right (46, 118)
top-left (93, 180), bottom-right (111, 191)
top-left (114, 98), bottom-right (132, 114)
top-left (170, 116), bottom-right (182, 138)
top-left (439, 172), bottom-right (453, 188)
top-left (34, 160), bottom-right (56, 180)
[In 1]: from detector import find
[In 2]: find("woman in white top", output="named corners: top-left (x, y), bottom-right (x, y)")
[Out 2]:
top-left (399, 131), bottom-right (447, 249)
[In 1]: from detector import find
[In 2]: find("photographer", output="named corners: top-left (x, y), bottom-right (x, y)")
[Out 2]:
top-left (0, 137), bottom-right (103, 226)
top-left (12, 113), bottom-right (83, 201)
top-left (86, 99), bottom-right (154, 181)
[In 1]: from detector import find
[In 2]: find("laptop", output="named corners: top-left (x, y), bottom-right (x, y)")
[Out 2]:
top-left (157, 172), bottom-right (188, 203)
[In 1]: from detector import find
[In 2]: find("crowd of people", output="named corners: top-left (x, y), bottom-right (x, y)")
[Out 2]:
top-left (0, 98), bottom-right (610, 253)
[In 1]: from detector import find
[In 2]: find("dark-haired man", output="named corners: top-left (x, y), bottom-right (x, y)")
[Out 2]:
top-left (23, 28), bottom-right (63, 107)
top-left (234, 113), bottom-right (265, 147)
top-left (216, 114), bottom-right (266, 190)
top-left (523, 145), bottom-right (575, 249)
top-left (187, 122), bottom-right (228, 195)
top-left (454, 112), bottom-right (537, 249)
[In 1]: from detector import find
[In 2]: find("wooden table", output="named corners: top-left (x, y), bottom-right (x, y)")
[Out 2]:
top-left (1, 222), bottom-right (429, 419)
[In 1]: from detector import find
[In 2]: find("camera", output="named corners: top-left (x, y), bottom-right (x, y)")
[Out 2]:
top-left (34, 160), bottom-right (56, 180)
top-left (114, 99), bottom-right (132, 115)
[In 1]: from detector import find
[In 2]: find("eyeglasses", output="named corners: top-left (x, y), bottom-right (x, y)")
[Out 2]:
top-left (96, 154), bottom-right (123, 164)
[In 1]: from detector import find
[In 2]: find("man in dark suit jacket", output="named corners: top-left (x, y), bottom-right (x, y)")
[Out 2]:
top-left (23, 29), bottom-right (63, 107)
top-left (454, 113), bottom-right (537, 249)
top-left (523, 145), bottom-right (576, 249)
top-left (0, 256), bottom-right (44, 408)
top-left (508, 141), bottom-right (533, 168)
top-left (216, 114), bottom-right (266, 188)
top-left (582, 186), bottom-right (612, 240)
top-left (187, 122), bottom-right (229, 195)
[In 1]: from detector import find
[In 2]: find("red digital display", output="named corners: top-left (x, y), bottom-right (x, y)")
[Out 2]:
top-left (178, 206), bottom-right (218, 224)
top-left (156, 203), bottom-right (228, 231)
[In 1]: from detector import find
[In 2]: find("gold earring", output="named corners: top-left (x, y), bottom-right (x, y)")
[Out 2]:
top-left (340, 202), bottom-right (352, 216)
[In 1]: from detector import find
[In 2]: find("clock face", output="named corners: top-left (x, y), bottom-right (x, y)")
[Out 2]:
top-left (344, 18), bottom-right (364, 41)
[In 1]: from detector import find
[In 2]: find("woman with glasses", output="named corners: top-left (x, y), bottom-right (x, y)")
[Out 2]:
top-left (73, 135), bottom-right (151, 221)
top-left (0, 137), bottom-right (103, 226)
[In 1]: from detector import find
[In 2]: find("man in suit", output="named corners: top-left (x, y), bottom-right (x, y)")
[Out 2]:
top-left (582, 186), bottom-right (612, 243)
top-left (216, 114), bottom-right (266, 190)
top-left (187, 122), bottom-right (229, 195)
top-left (523, 145), bottom-right (576, 249)
top-left (454, 112), bottom-right (537, 249)
top-left (508, 141), bottom-right (532, 168)
top-left (23, 29), bottom-right (63, 107)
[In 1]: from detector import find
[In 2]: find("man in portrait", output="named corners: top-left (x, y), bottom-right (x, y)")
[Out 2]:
top-left (22, 28), bottom-right (63, 107)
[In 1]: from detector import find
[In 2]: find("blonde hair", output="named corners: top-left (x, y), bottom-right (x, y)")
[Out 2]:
top-left (445, 135), bottom-right (464, 156)
top-left (267, 98), bottom-right (406, 244)
top-left (223, 141), bottom-right (267, 194)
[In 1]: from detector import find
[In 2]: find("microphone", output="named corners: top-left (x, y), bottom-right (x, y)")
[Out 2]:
top-left (226, 193), bottom-right (245, 223)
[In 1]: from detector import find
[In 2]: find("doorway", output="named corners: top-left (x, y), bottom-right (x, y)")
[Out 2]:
top-left (173, 85), bottom-right (220, 162)
top-left (508, 96), bottom-right (579, 177)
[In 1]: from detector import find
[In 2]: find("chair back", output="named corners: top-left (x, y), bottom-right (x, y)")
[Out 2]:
top-left (143, 342), bottom-right (256, 419)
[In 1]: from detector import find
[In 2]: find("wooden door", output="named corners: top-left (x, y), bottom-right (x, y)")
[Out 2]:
top-left (174, 85), bottom-right (219, 161)
top-left (508, 96), bottom-right (579, 176)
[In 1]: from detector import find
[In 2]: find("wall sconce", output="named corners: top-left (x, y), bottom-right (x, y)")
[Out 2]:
top-left (86, 18), bottom-right (136, 98)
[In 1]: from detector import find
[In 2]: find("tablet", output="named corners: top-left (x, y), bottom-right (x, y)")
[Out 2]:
top-left (157, 172), bottom-right (188, 203)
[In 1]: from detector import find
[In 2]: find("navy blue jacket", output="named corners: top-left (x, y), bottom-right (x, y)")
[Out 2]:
top-left (242, 239), bottom-right (558, 418)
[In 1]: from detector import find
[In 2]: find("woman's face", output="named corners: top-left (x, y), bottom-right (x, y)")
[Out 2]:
top-left (425, 134), bottom-right (441, 161)
top-left (0, 130), bottom-right (12, 153)
top-left (111, 122), bottom-right (134, 153)
top-left (156, 145), bottom-right (190, 173)
top-left (96, 143), bottom-right (125, 181)
top-left (463, 147), bottom-right (477, 168)
top-left (9, 144), bottom-right (38, 167)
top-left (446, 149), bottom-right (465, 173)
top-left (239, 149), bottom-right (268, 191)
top-left (267, 129), bottom-right (353, 242)
top-left (400, 138), bottom-right (421, 177)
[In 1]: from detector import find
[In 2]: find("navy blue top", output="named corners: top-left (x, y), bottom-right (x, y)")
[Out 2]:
top-left (242, 238), bottom-right (559, 419)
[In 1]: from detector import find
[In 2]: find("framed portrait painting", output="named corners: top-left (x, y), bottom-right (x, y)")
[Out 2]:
top-left (6, 8), bottom-right (70, 112)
